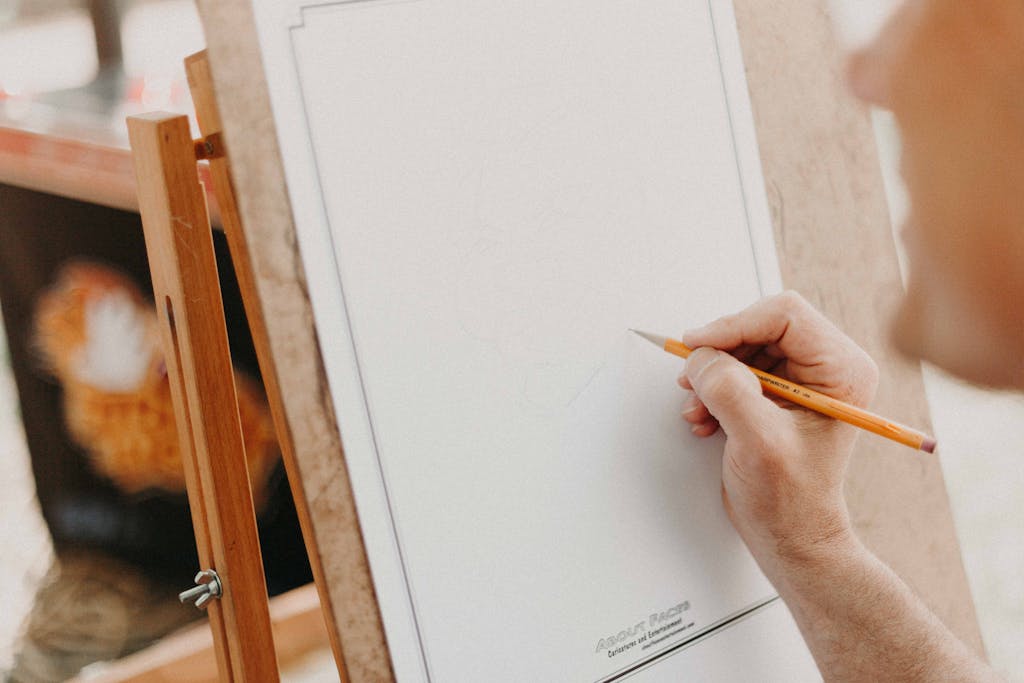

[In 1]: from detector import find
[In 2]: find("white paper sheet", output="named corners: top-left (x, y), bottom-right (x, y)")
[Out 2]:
top-left (252, 0), bottom-right (819, 679)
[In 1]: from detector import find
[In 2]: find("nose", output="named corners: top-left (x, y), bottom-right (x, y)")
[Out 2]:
top-left (845, 46), bottom-right (891, 108)
top-left (842, 0), bottom-right (912, 110)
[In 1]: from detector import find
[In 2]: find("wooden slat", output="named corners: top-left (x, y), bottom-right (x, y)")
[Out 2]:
top-left (186, 5), bottom-right (397, 678)
top-left (0, 125), bottom-right (222, 221)
top-left (182, 50), bottom-right (347, 676)
top-left (731, 0), bottom-right (984, 654)
top-left (127, 112), bottom-right (280, 681)
top-left (0, 126), bottom-right (137, 211)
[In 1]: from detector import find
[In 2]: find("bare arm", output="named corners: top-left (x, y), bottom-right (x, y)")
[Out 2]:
top-left (678, 291), bottom-right (999, 682)
top-left (775, 530), bottom-right (997, 682)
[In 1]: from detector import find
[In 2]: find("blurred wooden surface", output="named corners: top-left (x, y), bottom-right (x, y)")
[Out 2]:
top-left (0, 110), bottom-right (220, 221)
top-left (0, 124), bottom-right (137, 212)
top-left (71, 583), bottom-right (329, 683)
top-left (194, 3), bottom-right (394, 680)
top-left (128, 112), bottom-right (279, 680)
top-left (184, 49), bottom-right (348, 675)
top-left (732, 0), bottom-right (984, 655)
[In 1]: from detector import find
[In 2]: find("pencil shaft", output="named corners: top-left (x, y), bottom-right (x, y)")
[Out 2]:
top-left (661, 339), bottom-right (932, 452)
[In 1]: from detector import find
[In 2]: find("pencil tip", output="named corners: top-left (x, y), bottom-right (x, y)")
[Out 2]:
top-left (630, 329), bottom-right (669, 348)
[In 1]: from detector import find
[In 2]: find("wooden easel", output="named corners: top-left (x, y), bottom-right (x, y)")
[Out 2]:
top-left (123, 51), bottom-right (340, 682)
top-left (123, 0), bottom-right (988, 674)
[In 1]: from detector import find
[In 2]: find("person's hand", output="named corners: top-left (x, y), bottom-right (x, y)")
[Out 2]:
top-left (678, 291), bottom-right (878, 584)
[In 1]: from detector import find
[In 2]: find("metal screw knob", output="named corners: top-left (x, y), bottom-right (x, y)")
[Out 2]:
top-left (179, 569), bottom-right (223, 609)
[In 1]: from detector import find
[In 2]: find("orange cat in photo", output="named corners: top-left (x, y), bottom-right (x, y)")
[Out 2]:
top-left (33, 261), bottom-right (278, 505)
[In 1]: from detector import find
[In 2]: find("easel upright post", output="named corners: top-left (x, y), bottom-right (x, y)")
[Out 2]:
top-left (127, 112), bottom-right (280, 682)
top-left (182, 49), bottom-right (348, 678)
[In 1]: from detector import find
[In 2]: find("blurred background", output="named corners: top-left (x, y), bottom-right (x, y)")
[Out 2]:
top-left (0, 1), bottom-right (328, 680)
top-left (1, 0), bottom-right (1022, 681)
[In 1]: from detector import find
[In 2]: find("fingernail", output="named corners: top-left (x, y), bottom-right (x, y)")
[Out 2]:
top-left (682, 325), bottom-right (708, 343)
top-left (686, 348), bottom-right (721, 387)
top-left (690, 423), bottom-right (703, 434)
top-left (681, 393), bottom-right (699, 414)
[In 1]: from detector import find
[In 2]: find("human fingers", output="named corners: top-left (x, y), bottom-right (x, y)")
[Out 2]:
top-left (681, 391), bottom-right (719, 437)
top-left (683, 291), bottom-right (844, 365)
top-left (747, 346), bottom-right (787, 374)
top-left (690, 418), bottom-right (720, 438)
top-left (681, 391), bottom-right (712, 424)
top-left (683, 292), bottom-right (879, 405)
top-left (680, 345), bottom-right (783, 386)
top-left (684, 347), bottom-right (780, 442)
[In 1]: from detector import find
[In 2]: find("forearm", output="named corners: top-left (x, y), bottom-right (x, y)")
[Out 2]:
top-left (679, 294), bottom-right (999, 680)
top-left (772, 533), bottom-right (999, 683)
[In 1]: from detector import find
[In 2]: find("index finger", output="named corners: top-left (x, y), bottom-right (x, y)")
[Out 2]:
top-left (681, 291), bottom-right (849, 367)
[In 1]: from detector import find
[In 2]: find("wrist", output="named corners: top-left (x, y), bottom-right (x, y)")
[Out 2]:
top-left (746, 504), bottom-right (860, 593)
top-left (769, 520), bottom-right (864, 599)
top-left (776, 514), bottom-right (859, 572)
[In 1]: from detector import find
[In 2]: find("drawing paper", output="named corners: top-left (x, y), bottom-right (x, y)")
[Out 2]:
top-left (252, 0), bottom-right (819, 679)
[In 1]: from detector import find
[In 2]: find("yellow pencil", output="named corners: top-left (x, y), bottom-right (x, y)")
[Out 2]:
top-left (631, 329), bottom-right (937, 453)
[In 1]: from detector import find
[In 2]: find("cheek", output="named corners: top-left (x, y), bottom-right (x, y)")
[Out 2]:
top-left (900, 137), bottom-right (1024, 335)
top-left (906, 184), bottom-right (1024, 358)
top-left (895, 247), bottom-right (1023, 389)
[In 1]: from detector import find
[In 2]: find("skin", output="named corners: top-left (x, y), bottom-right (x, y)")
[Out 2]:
top-left (677, 1), bottom-right (1023, 680)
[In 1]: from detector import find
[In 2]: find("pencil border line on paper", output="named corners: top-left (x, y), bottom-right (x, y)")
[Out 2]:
top-left (286, 0), bottom-right (774, 680)
top-left (597, 595), bottom-right (782, 683)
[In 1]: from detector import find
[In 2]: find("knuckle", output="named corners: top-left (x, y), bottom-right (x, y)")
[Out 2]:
top-left (826, 365), bottom-right (870, 405)
top-left (836, 346), bottom-right (879, 404)
top-left (855, 354), bottom-right (880, 403)
top-left (722, 311), bottom-right (743, 327)
top-left (688, 346), bottom-right (718, 369)
top-left (776, 289), bottom-right (808, 314)
top-left (707, 367), bottom-right (766, 416)
top-left (863, 354), bottom-right (880, 388)
top-left (700, 365), bottom-right (746, 404)
top-left (707, 312), bottom-right (739, 337)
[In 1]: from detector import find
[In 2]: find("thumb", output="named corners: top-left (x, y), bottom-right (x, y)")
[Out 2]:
top-left (685, 347), bottom-right (776, 441)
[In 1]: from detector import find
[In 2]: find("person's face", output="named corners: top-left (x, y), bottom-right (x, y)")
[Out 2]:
top-left (846, 0), bottom-right (1024, 388)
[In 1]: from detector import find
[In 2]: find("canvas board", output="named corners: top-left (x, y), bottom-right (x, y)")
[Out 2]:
top-left (250, 0), bottom-right (820, 679)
